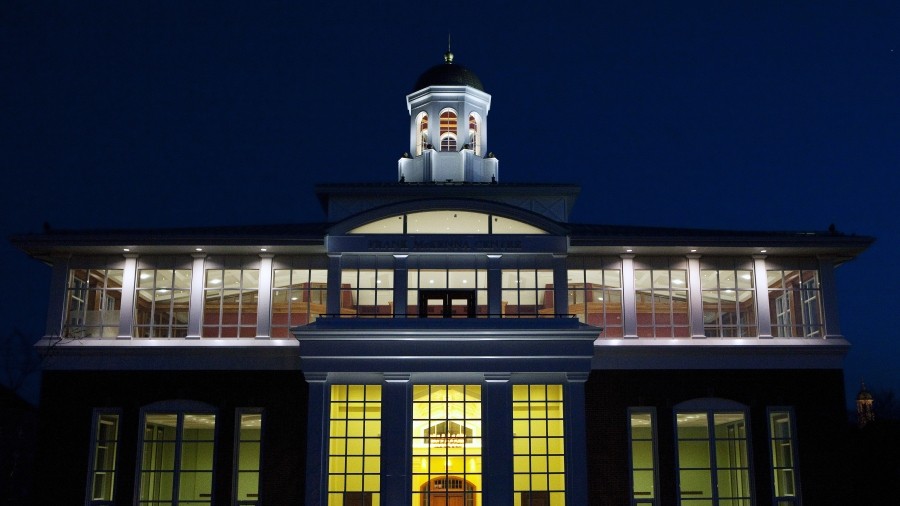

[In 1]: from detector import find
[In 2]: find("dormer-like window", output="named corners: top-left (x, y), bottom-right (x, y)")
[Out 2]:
top-left (439, 109), bottom-right (457, 151)
top-left (416, 112), bottom-right (429, 156)
top-left (468, 113), bottom-right (481, 155)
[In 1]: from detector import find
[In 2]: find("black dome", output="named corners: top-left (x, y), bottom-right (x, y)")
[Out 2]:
top-left (413, 52), bottom-right (484, 92)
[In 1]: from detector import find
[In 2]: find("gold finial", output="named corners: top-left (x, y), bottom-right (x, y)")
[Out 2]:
top-left (444, 33), bottom-right (453, 63)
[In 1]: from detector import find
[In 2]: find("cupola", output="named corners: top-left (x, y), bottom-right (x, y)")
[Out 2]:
top-left (399, 51), bottom-right (498, 183)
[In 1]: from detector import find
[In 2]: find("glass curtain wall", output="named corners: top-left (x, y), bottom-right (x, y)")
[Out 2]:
top-left (202, 258), bottom-right (259, 337)
top-left (271, 264), bottom-right (328, 335)
top-left (502, 269), bottom-right (554, 318)
top-left (634, 258), bottom-right (690, 337)
top-left (700, 259), bottom-right (756, 337)
top-left (767, 269), bottom-right (823, 337)
top-left (64, 265), bottom-right (124, 338)
top-left (134, 264), bottom-right (192, 338)
top-left (567, 257), bottom-right (623, 335)
top-left (340, 256), bottom-right (394, 317)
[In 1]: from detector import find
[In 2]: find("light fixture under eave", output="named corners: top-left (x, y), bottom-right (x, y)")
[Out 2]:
top-left (123, 248), bottom-right (130, 252)
top-left (195, 248), bottom-right (203, 252)
top-left (260, 248), bottom-right (268, 252)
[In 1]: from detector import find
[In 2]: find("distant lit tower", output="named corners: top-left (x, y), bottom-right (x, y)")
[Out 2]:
top-left (856, 381), bottom-right (875, 428)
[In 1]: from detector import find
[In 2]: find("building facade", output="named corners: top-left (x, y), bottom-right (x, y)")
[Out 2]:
top-left (14, 53), bottom-right (872, 506)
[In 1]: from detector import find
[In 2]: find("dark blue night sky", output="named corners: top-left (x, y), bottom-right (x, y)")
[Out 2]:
top-left (2, 2), bottom-right (898, 404)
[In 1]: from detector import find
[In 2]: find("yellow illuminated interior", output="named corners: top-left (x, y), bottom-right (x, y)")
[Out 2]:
top-left (676, 412), bottom-right (750, 504)
top-left (512, 385), bottom-right (566, 506)
top-left (629, 411), bottom-right (656, 500)
top-left (412, 385), bottom-right (482, 506)
top-left (328, 385), bottom-right (382, 506)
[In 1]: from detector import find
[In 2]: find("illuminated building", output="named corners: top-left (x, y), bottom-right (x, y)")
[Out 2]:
top-left (12, 51), bottom-right (873, 506)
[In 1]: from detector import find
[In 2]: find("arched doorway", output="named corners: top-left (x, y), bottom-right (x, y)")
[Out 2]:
top-left (420, 476), bottom-right (476, 506)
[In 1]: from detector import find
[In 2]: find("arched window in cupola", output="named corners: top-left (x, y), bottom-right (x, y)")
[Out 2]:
top-left (415, 112), bottom-right (429, 155)
top-left (439, 109), bottom-right (458, 152)
top-left (468, 112), bottom-right (481, 155)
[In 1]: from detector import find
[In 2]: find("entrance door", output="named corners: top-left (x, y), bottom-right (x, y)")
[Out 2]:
top-left (420, 477), bottom-right (475, 506)
top-left (418, 289), bottom-right (476, 318)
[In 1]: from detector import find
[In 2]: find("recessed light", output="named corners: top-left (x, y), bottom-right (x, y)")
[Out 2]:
top-left (123, 248), bottom-right (130, 252)
top-left (690, 249), bottom-right (697, 253)
top-left (260, 248), bottom-right (267, 252)
top-left (760, 249), bottom-right (767, 253)
top-left (626, 249), bottom-right (633, 253)
top-left (195, 248), bottom-right (203, 252)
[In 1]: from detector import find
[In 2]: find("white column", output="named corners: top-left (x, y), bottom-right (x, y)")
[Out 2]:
top-left (255, 254), bottom-right (273, 338)
top-left (620, 255), bottom-right (637, 338)
top-left (187, 253), bottom-right (206, 338)
top-left (687, 255), bottom-right (705, 338)
top-left (754, 255), bottom-right (773, 338)
top-left (117, 254), bottom-right (138, 339)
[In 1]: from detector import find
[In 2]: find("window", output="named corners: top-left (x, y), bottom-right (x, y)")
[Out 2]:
top-left (767, 269), bottom-right (823, 337)
top-left (134, 266), bottom-right (192, 338)
top-left (675, 409), bottom-right (752, 506)
top-left (65, 267), bottom-right (124, 338)
top-left (439, 109), bottom-right (457, 151)
top-left (138, 409), bottom-right (217, 505)
top-left (634, 259), bottom-right (690, 337)
top-left (502, 269), bottom-right (554, 318)
top-left (468, 113), bottom-right (481, 155)
top-left (628, 409), bottom-right (658, 505)
top-left (567, 258), bottom-right (623, 335)
top-left (513, 385), bottom-right (566, 506)
top-left (86, 410), bottom-right (121, 505)
top-left (416, 112), bottom-right (429, 155)
top-left (408, 268), bottom-right (488, 318)
top-left (271, 265), bottom-right (328, 336)
top-left (340, 257), bottom-right (394, 317)
top-left (412, 385), bottom-right (482, 506)
top-left (768, 409), bottom-right (800, 505)
top-left (700, 260), bottom-right (757, 337)
top-left (347, 211), bottom-right (547, 235)
top-left (234, 410), bottom-right (264, 506)
top-left (202, 260), bottom-right (259, 337)
top-left (328, 385), bottom-right (381, 506)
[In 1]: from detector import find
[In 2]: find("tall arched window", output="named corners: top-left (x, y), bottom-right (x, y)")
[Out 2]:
top-left (468, 113), bottom-right (481, 155)
top-left (439, 109), bottom-right (457, 152)
top-left (416, 112), bottom-right (429, 156)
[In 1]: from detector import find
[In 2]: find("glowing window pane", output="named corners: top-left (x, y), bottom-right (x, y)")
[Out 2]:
top-left (513, 385), bottom-right (566, 504)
